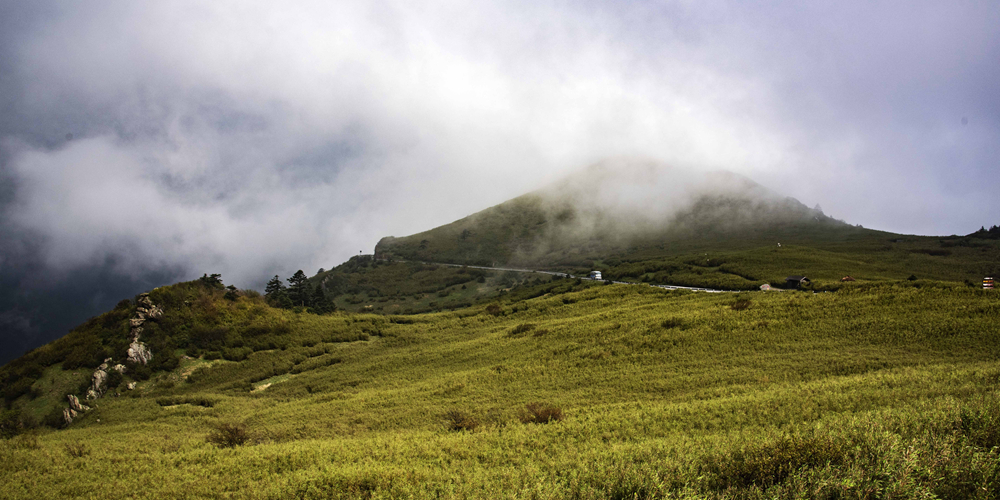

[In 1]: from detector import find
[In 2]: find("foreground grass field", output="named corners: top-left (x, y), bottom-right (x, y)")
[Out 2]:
top-left (2, 279), bottom-right (999, 499)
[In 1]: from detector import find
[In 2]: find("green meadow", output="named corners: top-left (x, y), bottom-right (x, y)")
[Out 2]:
top-left (3, 278), bottom-right (1000, 498)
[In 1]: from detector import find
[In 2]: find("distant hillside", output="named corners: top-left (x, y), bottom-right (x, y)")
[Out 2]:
top-left (373, 160), bottom-right (1000, 290)
top-left (375, 160), bottom-right (865, 268)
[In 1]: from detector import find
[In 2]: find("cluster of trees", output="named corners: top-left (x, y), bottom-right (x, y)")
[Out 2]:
top-left (265, 271), bottom-right (335, 313)
top-left (969, 225), bottom-right (1000, 240)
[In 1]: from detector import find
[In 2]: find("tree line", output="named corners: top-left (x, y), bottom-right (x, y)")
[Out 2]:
top-left (264, 270), bottom-right (335, 314)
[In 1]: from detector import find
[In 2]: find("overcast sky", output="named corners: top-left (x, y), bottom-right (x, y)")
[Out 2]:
top-left (1, 1), bottom-right (998, 364)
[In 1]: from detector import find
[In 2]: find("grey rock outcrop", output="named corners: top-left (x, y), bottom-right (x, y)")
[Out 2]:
top-left (67, 394), bottom-right (89, 412)
top-left (127, 341), bottom-right (153, 365)
top-left (64, 292), bottom-right (163, 424)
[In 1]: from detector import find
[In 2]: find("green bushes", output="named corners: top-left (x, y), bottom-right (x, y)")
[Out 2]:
top-left (206, 423), bottom-right (249, 448)
top-left (507, 323), bottom-right (536, 337)
top-left (155, 396), bottom-right (215, 407)
top-left (958, 402), bottom-right (1000, 450)
top-left (660, 317), bottom-right (687, 329)
top-left (519, 402), bottom-right (564, 424)
top-left (701, 434), bottom-right (846, 490)
top-left (444, 410), bottom-right (479, 431)
top-left (730, 298), bottom-right (752, 311)
top-left (63, 442), bottom-right (91, 458)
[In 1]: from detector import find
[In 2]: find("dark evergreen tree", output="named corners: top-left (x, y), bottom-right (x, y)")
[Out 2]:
top-left (287, 270), bottom-right (309, 307)
top-left (265, 275), bottom-right (291, 308)
top-left (199, 273), bottom-right (224, 288)
top-left (265, 275), bottom-right (285, 296)
top-left (310, 284), bottom-right (333, 314)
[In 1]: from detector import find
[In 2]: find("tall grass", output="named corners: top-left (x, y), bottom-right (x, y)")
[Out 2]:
top-left (2, 281), bottom-right (999, 498)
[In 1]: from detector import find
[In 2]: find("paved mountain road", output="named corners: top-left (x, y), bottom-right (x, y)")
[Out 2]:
top-left (395, 259), bottom-right (734, 293)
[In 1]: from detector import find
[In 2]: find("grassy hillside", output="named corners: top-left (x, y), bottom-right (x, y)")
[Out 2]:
top-left (373, 166), bottom-right (1000, 291)
top-left (3, 277), bottom-right (1000, 498)
top-left (306, 255), bottom-right (556, 315)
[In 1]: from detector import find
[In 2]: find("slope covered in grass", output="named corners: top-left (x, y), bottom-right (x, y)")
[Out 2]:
top-left (3, 277), bottom-right (1000, 498)
top-left (373, 162), bottom-right (1000, 291)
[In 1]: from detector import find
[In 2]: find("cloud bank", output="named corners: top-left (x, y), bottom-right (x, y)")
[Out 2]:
top-left (1, 1), bottom-right (998, 362)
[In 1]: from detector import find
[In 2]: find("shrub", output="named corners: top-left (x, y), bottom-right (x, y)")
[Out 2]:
top-left (444, 410), bottom-right (479, 431)
top-left (730, 299), bottom-right (752, 311)
top-left (43, 406), bottom-right (67, 429)
top-left (484, 304), bottom-right (502, 316)
top-left (661, 317), bottom-right (687, 329)
top-left (206, 423), bottom-right (249, 448)
top-left (958, 403), bottom-right (1000, 450)
top-left (0, 409), bottom-right (22, 438)
top-left (519, 402), bottom-right (564, 424)
top-left (105, 370), bottom-right (124, 390)
top-left (507, 323), bottom-right (536, 336)
top-left (64, 442), bottom-right (91, 458)
top-left (700, 435), bottom-right (846, 490)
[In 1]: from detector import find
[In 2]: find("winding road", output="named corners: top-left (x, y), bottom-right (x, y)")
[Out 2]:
top-left (398, 259), bottom-right (733, 293)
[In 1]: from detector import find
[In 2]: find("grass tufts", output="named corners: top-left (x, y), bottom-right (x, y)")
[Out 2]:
top-left (64, 441), bottom-right (91, 458)
top-left (519, 402), bottom-right (564, 424)
top-left (206, 422), bottom-right (250, 448)
top-left (730, 298), bottom-right (752, 311)
top-left (444, 410), bottom-right (479, 432)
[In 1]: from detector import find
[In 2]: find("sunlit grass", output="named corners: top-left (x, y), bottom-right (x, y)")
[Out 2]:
top-left (3, 280), bottom-right (1000, 498)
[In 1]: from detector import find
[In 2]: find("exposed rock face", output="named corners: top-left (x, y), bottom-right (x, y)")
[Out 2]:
top-left (92, 369), bottom-right (107, 392)
top-left (64, 292), bottom-right (162, 424)
top-left (67, 394), bottom-right (89, 412)
top-left (125, 294), bottom-right (160, 365)
top-left (127, 341), bottom-right (153, 365)
top-left (148, 305), bottom-right (164, 319)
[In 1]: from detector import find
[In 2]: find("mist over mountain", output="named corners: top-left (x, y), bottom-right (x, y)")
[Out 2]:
top-left (377, 159), bottom-right (845, 267)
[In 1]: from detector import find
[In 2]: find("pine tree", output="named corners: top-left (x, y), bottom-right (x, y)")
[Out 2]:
top-left (310, 284), bottom-right (333, 314)
top-left (287, 270), bottom-right (309, 307)
top-left (265, 275), bottom-right (285, 297)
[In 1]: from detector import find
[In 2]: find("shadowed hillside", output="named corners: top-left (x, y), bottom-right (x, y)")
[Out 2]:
top-left (376, 160), bottom-right (868, 267)
top-left (374, 160), bottom-right (1000, 290)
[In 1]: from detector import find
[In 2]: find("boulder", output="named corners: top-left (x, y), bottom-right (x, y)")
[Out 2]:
top-left (126, 382), bottom-right (136, 390)
top-left (148, 305), bottom-right (164, 319)
top-left (92, 368), bottom-right (108, 393)
top-left (129, 317), bottom-right (145, 328)
top-left (113, 364), bottom-right (126, 373)
top-left (86, 388), bottom-right (99, 400)
top-left (63, 408), bottom-right (75, 425)
top-left (137, 293), bottom-right (153, 308)
top-left (127, 341), bottom-right (153, 365)
top-left (67, 394), bottom-right (90, 412)
top-left (130, 326), bottom-right (143, 340)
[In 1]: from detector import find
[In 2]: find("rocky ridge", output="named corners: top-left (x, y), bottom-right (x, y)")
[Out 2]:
top-left (62, 293), bottom-right (162, 425)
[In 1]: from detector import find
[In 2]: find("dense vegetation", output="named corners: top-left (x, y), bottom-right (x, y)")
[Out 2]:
top-left (3, 276), bottom-right (1000, 498)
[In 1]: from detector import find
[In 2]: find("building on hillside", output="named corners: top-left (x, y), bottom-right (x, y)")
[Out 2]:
top-left (760, 284), bottom-right (772, 291)
top-left (985, 277), bottom-right (995, 290)
top-left (785, 276), bottom-right (811, 289)
top-left (589, 271), bottom-right (603, 280)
